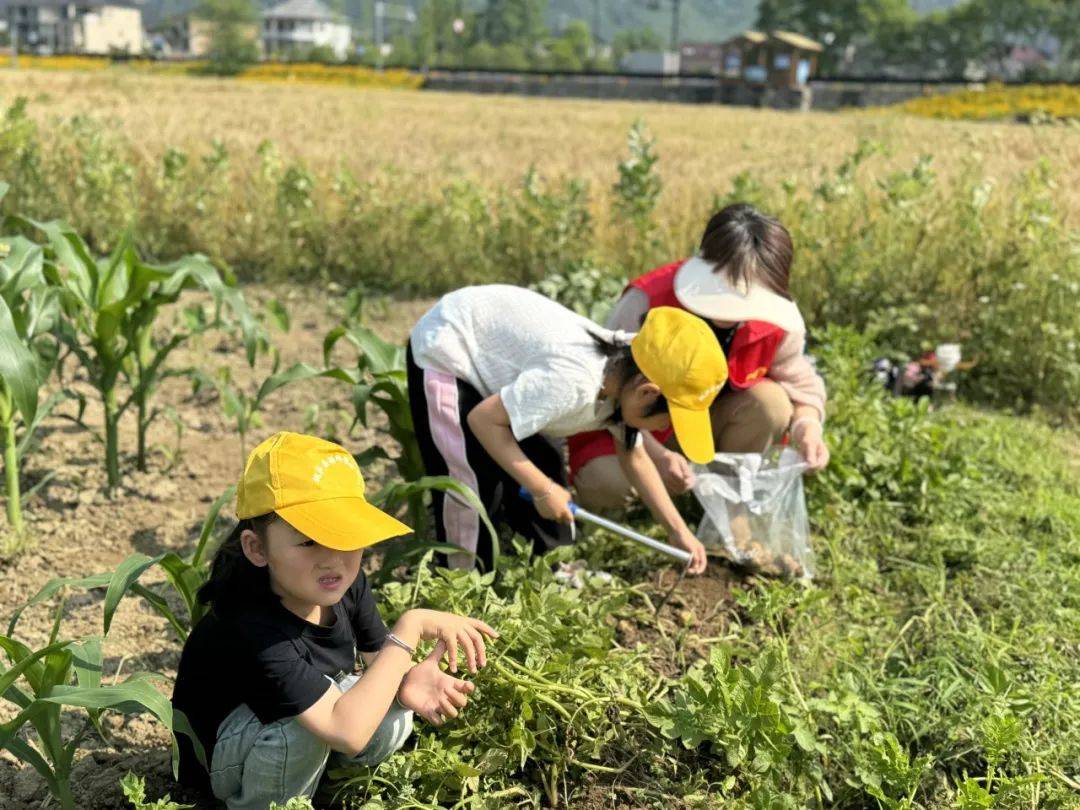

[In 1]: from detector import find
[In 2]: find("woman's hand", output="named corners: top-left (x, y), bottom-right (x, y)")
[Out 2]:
top-left (673, 529), bottom-right (708, 575)
top-left (656, 450), bottom-right (695, 495)
top-left (404, 610), bottom-right (498, 674)
top-left (398, 641), bottom-right (475, 726)
top-left (532, 482), bottom-right (575, 524)
top-left (793, 420), bottom-right (830, 472)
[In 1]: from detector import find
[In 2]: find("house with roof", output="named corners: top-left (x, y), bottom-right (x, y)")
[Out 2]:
top-left (261, 0), bottom-right (351, 60)
top-left (679, 41), bottom-right (724, 76)
top-left (719, 30), bottom-right (823, 88)
top-left (3, 0), bottom-right (142, 53)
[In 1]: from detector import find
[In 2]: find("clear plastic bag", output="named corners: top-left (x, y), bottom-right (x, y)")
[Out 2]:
top-left (692, 447), bottom-right (814, 580)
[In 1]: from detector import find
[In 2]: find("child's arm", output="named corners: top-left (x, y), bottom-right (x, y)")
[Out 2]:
top-left (297, 611), bottom-right (422, 755)
top-left (790, 403), bottom-right (829, 472)
top-left (641, 431), bottom-right (695, 494)
top-left (298, 610), bottom-right (495, 754)
top-left (467, 393), bottom-right (574, 524)
top-left (616, 441), bottom-right (707, 574)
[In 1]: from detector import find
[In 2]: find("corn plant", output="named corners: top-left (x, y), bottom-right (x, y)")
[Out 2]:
top-left (370, 475), bottom-right (501, 580)
top-left (26, 217), bottom-right (257, 492)
top-left (0, 600), bottom-right (204, 810)
top-left (9, 484), bottom-right (236, 643)
top-left (192, 356), bottom-right (354, 468)
top-left (0, 228), bottom-right (66, 538)
top-left (122, 293), bottom-right (252, 473)
top-left (323, 323), bottom-right (427, 525)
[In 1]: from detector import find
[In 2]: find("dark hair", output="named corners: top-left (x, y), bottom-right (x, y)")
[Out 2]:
top-left (196, 513), bottom-right (280, 612)
top-left (591, 332), bottom-right (668, 448)
top-left (699, 203), bottom-right (793, 299)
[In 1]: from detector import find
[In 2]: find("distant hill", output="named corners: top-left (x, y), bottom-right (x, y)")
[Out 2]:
top-left (908, 0), bottom-right (964, 11)
top-left (546, 0), bottom-right (758, 45)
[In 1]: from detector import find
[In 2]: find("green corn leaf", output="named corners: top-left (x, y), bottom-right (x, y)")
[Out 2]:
top-left (96, 232), bottom-right (136, 309)
top-left (253, 362), bottom-right (356, 406)
top-left (23, 219), bottom-right (97, 298)
top-left (265, 298), bottom-right (290, 332)
top-left (321, 325), bottom-right (347, 368)
top-left (0, 237), bottom-right (47, 299)
top-left (16, 389), bottom-right (79, 463)
top-left (157, 554), bottom-right (204, 616)
top-left (3, 735), bottom-right (61, 796)
top-left (42, 672), bottom-right (171, 715)
top-left (171, 708), bottom-right (207, 774)
top-left (340, 325), bottom-right (405, 376)
top-left (130, 583), bottom-right (191, 642)
top-left (0, 637), bottom-right (71, 697)
top-left (353, 446), bottom-right (391, 468)
top-left (349, 383), bottom-right (374, 428)
top-left (374, 476), bottom-right (500, 567)
top-left (68, 637), bottom-right (103, 691)
top-left (0, 701), bottom-right (48, 752)
top-left (192, 484), bottom-right (237, 568)
top-left (103, 553), bottom-right (167, 635)
top-left (0, 295), bottom-right (39, 424)
top-left (220, 287), bottom-right (260, 368)
top-left (42, 674), bottom-right (177, 749)
top-left (38, 648), bottom-right (74, 695)
top-left (7, 571), bottom-right (112, 636)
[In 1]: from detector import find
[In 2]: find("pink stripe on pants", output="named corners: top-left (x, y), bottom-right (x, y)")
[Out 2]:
top-left (423, 369), bottom-right (481, 569)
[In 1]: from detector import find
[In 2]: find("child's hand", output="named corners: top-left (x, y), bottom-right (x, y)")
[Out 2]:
top-left (533, 483), bottom-right (575, 524)
top-left (407, 609), bottom-right (498, 674)
top-left (673, 529), bottom-right (708, 575)
top-left (657, 450), bottom-right (695, 494)
top-left (793, 421), bottom-right (830, 473)
top-left (398, 641), bottom-right (475, 726)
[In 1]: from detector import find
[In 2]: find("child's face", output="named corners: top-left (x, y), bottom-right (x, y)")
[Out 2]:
top-left (619, 377), bottom-right (672, 433)
top-left (242, 519), bottom-right (363, 615)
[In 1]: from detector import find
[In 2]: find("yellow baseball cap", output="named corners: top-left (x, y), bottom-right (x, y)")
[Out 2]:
top-left (237, 432), bottom-right (411, 551)
top-left (631, 307), bottom-right (728, 465)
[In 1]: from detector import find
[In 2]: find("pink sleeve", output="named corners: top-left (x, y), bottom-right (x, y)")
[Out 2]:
top-left (769, 330), bottom-right (827, 421)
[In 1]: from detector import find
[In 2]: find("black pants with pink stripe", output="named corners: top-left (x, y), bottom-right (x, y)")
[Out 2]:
top-left (406, 347), bottom-right (572, 572)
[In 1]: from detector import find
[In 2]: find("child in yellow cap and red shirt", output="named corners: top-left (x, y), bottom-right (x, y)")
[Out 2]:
top-left (407, 284), bottom-right (728, 575)
top-left (171, 432), bottom-right (497, 809)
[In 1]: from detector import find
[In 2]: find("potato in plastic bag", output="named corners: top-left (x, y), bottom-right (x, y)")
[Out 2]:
top-left (692, 448), bottom-right (814, 580)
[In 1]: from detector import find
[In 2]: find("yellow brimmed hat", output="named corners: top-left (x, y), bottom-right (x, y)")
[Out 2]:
top-left (631, 307), bottom-right (728, 465)
top-left (237, 432), bottom-right (411, 551)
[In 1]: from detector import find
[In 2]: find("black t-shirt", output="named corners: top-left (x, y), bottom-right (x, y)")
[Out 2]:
top-left (171, 572), bottom-right (388, 793)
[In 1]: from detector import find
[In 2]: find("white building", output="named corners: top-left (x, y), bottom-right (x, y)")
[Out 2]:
top-left (620, 50), bottom-right (681, 75)
top-left (261, 0), bottom-right (350, 60)
top-left (3, 0), bottom-right (143, 53)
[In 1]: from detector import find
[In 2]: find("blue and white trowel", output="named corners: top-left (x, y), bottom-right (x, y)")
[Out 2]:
top-left (519, 486), bottom-right (692, 567)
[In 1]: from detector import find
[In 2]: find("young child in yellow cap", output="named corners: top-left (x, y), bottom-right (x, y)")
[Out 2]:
top-left (407, 284), bottom-right (728, 575)
top-left (171, 432), bottom-right (497, 809)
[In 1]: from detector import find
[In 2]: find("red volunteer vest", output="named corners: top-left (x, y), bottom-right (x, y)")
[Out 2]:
top-left (627, 260), bottom-right (786, 388)
top-left (566, 261), bottom-right (789, 480)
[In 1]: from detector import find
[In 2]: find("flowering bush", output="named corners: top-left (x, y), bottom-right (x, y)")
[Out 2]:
top-left (898, 83), bottom-right (1080, 123)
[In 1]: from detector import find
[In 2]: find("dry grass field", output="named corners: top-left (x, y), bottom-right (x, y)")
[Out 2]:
top-left (4, 68), bottom-right (1078, 234)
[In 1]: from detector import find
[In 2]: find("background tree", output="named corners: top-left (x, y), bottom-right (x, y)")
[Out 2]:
top-left (196, 0), bottom-right (260, 75)
top-left (479, 0), bottom-right (548, 48)
top-left (415, 0), bottom-right (471, 66)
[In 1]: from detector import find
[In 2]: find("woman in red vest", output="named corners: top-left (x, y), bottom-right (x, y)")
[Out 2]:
top-left (571, 203), bottom-right (829, 510)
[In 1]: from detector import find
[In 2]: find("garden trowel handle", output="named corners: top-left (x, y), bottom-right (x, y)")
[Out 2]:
top-left (518, 487), bottom-right (692, 566)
